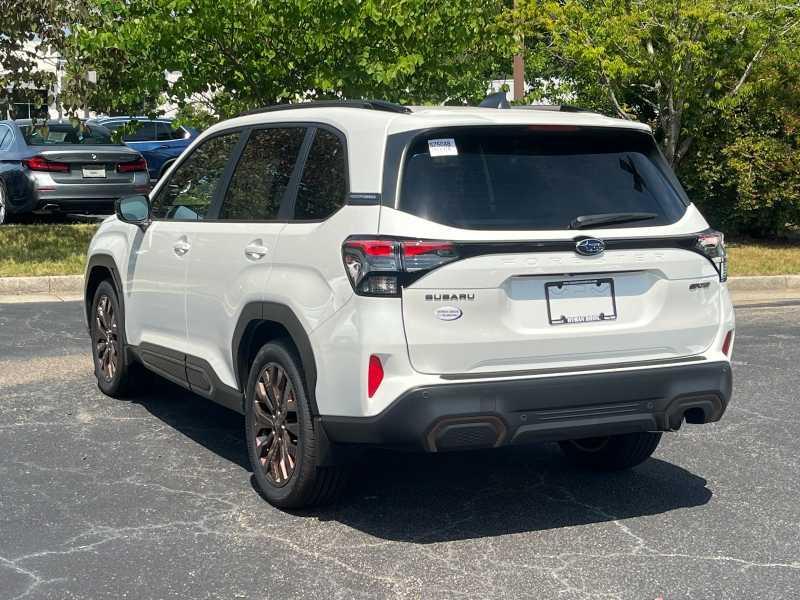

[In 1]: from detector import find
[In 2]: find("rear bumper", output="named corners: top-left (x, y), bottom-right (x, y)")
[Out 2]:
top-left (321, 361), bottom-right (732, 452)
top-left (34, 197), bottom-right (119, 214)
top-left (30, 172), bottom-right (151, 214)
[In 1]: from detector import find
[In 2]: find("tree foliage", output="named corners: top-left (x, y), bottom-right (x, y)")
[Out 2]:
top-left (681, 51), bottom-right (800, 237)
top-left (67, 0), bottom-right (511, 119)
top-left (512, 0), bottom-right (800, 236)
top-left (0, 0), bottom-right (84, 117)
top-left (54, 0), bottom-right (800, 236)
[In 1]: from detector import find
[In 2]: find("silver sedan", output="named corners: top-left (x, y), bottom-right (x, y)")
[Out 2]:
top-left (0, 119), bottom-right (151, 224)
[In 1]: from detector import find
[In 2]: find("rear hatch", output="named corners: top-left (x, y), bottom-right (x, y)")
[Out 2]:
top-left (21, 121), bottom-right (145, 186)
top-left (380, 125), bottom-right (726, 376)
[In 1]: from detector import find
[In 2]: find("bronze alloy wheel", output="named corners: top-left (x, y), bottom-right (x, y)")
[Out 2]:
top-left (94, 294), bottom-right (119, 382)
top-left (252, 363), bottom-right (300, 487)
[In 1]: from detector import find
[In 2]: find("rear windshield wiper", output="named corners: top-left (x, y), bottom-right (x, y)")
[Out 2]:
top-left (569, 212), bottom-right (658, 229)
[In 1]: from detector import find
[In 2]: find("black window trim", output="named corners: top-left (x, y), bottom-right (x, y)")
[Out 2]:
top-left (208, 122), bottom-right (312, 223)
top-left (149, 120), bottom-right (351, 225)
top-left (283, 124), bottom-right (351, 224)
top-left (149, 127), bottom-right (245, 222)
top-left (209, 121), bottom-right (350, 224)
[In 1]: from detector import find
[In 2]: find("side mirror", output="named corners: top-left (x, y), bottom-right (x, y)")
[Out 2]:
top-left (115, 195), bottom-right (151, 230)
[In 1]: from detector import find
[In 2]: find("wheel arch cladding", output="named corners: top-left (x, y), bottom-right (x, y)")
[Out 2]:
top-left (84, 254), bottom-right (124, 328)
top-left (233, 302), bottom-right (319, 415)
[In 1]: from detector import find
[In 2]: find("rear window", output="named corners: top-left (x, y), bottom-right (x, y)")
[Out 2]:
top-left (398, 127), bottom-right (688, 230)
top-left (21, 123), bottom-right (116, 146)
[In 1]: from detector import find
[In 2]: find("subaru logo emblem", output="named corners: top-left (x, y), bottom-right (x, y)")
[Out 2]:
top-left (575, 238), bottom-right (605, 256)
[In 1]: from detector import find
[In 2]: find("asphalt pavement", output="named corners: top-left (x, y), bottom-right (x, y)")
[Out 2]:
top-left (1, 300), bottom-right (799, 599)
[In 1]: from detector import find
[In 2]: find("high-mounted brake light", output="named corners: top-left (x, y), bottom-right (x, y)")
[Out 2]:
top-left (342, 237), bottom-right (460, 296)
top-left (117, 158), bottom-right (148, 173)
top-left (694, 230), bottom-right (727, 282)
top-left (23, 156), bottom-right (70, 173)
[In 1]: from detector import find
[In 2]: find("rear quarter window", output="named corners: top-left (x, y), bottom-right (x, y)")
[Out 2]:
top-left (293, 128), bottom-right (347, 221)
top-left (397, 126), bottom-right (688, 230)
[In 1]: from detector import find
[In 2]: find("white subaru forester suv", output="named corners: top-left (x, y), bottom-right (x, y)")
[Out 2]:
top-left (85, 99), bottom-right (734, 508)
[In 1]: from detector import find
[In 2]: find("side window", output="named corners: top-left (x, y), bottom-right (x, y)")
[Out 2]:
top-left (293, 129), bottom-right (347, 220)
top-left (151, 132), bottom-right (239, 220)
top-left (122, 121), bottom-right (156, 142)
top-left (220, 127), bottom-right (306, 221)
top-left (155, 122), bottom-right (184, 141)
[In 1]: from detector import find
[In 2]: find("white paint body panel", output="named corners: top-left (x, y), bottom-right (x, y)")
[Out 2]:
top-left (124, 221), bottom-right (189, 350)
top-left (184, 221), bottom-right (286, 387)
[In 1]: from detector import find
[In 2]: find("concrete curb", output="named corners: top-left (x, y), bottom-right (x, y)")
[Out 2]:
top-left (0, 275), bottom-right (84, 295)
top-left (725, 275), bottom-right (800, 292)
top-left (0, 273), bottom-right (798, 297)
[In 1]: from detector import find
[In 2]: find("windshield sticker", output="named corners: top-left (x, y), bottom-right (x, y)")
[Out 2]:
top-left (428, 138), bottom-right (458, 157)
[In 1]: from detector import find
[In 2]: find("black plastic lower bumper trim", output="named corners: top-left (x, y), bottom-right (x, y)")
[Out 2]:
top-left (320, 361), bottom-right (732, 452)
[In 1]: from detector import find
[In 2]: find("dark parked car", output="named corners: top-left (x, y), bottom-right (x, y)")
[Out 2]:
top-left (0, 119), bottom-right (150, 224)
top-left (87, 116), bottom-right (198, 180)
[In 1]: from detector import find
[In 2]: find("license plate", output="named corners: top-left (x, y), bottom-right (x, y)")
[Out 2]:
top-left (82, 166), bottom-right (106, 178)
top-left (545, 278), bottom-right (617, 325)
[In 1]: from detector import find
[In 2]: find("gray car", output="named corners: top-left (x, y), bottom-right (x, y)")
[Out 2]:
top-left (0, 119), bottom-right (151, 224)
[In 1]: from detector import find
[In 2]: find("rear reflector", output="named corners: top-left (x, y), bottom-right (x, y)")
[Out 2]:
top-left (117, 158), bottom-right (148, 173)
top-left (722, 330), bottom-right (734, 356)
top-left (368, 355), bottom-right (384, 398)
top-left (23, 156), bottom-right (70, 173)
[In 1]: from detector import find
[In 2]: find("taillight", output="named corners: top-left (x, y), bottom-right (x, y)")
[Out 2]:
top-left (367, 355), bottom-right (384, 398)
top-left (342, 237), bottom-right (460, 296)
top-left (694, 230), bottom-right (727, 282)
top-left (23, 156), bottom-right (70, 173)
top-left (117, 158), bottom-right (148, 173)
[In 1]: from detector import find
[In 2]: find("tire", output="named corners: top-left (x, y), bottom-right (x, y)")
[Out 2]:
top-left (245, 341), bottom-right (348, 508)
top-left (0, 180), bottom-right (9, 225)
top-left (157, 160), bottom-right (175, 180)
top-left (89, 280), bottom-right (146, 398)
top-left (558, 432), bottom-right (662, 471)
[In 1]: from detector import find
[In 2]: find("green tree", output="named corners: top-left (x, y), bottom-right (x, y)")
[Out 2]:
top-left (67, 0), bottom-right (512, 121)
top-left (682, 51), bottom-right (800, 237)
top-left (513, 0), bottom-right (800, 167)
top-left (512, 0), bottom-right (800, 236)
top-left (0, 0), bottom-right (81, 117)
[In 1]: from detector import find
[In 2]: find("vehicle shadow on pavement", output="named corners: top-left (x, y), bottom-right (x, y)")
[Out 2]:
top-left (133, 382), bottom-right (250, 470)
top-left (133, 383), bottom-right (713, 544)
top-left (317, 448), bottom-right (713, 543)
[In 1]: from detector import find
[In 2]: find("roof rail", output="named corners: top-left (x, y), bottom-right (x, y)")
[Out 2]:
top-left (512, 104), bottom-right (600, 114)
top-left (239, 99), bottom-right (411, 117)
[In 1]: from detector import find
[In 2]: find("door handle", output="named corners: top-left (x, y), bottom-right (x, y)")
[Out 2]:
top-left (173, 240), bottom-right (191, 256)
top-left (244, 242), bottom-right (269, 260)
